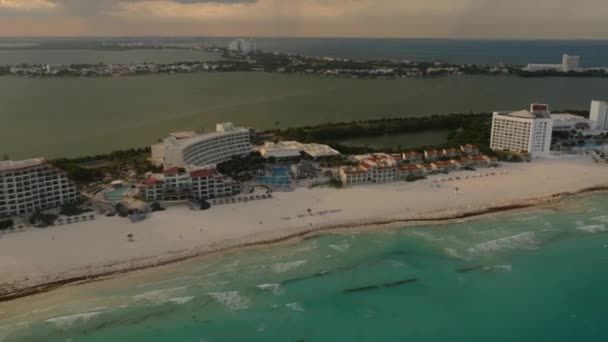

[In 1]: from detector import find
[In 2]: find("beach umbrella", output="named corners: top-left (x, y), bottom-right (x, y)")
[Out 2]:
top-left (127, 234), bottom-right (134, 242)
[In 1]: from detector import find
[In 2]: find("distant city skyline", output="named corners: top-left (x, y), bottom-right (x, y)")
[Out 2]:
top-left (1, 0), bottom-right (608, 39)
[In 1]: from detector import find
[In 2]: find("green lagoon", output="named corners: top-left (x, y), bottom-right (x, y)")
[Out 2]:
top-left (1, 73), bottom-right (608, 159)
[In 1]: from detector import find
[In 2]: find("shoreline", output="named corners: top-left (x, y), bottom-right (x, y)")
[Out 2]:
top-left (1, 183), bottom-right (606, 303)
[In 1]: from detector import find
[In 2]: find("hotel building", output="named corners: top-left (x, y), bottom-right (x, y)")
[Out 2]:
top-left (590, 100), bottom-right (608, 130)
top-left (0, 158), bottom-right (79, 218)
top-left (142, 166), bottom-right (240, 202)
top-left (490, 104), bottom-right (553, 157)
top-left (151, 123), bottom-right (252, 169)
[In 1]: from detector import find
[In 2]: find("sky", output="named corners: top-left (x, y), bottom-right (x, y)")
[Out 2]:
top-left (1, 0), bottom-right (608, 38)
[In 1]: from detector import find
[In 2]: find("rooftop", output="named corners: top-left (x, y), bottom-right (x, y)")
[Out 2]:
top-left (550, 113), bottom-right (589, 121)
top-left (0, 158), bottom-right (46, 172)
top-left (497, 109), bottom-right (551, 119)
top-left (170, 131), bottom-right (197, 140)
top-left (165, 123), bottom-right (250, 149)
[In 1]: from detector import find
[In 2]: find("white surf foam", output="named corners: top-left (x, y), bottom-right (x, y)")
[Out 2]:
top-left (444, 248), bottom-right (466, 259)
top-left (167, 296), bottom-right (195, 305)
top-left (591, 215), bottom-right (608, 223)
top-left (468, 232), bottom-right (539, 254)
top-left (285, 302), bottom-right (304, 312)
top-left (483, 265), bottom-right (513, 272)
top-left (207, 291), bottom-right (250, 310)
top-left (328, 244), bottom-right (350, 253)
top-left (45, 312), bottom-right (101, 329)
top-left (132, 286), bottom-right (188, 304)
top-left (271, 260), bottom-right (307, 273)
top-left (256, 283), bottom-right (284, 295)
top-left (577, 224), bottom-right (607, 234)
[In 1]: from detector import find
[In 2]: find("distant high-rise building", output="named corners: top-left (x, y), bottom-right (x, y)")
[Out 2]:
top-left (490, 104), bottom-right (553, 157)
top-left (561, 54), bottom-right (580, 72)
top-left (227, 39), bottom-right (255, 53)
top-left (590, 100), bottom-right (608, 130)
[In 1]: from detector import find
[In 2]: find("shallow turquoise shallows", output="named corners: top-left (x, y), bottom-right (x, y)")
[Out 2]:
top-left (2, 194), bottom-right (608, 342)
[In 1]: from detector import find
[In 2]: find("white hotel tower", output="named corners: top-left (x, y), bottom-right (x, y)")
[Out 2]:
top-left (151, 123), bottom-right (252, 169)
top-left (490, 104), bottom-right (554, 157)
top-left (0, 158), bottom-right (79, 217)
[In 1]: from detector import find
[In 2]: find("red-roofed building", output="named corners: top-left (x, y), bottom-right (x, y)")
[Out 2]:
top-left (442, 148), bottom-right (460, 158)
top-left (471, 155), bottom-right (489, 167)
top-left (340, 166), bottom-right (370, 184)
top-left (459, 155), bottom-right (474, 167)
top-left (163, 166), bottom-right (182, 175)
top-left (432, 160), bottom-right (459, 171)
top-left (398, 164), bottom-right (425, 179)
top-left (142, 166), bottom-right (239, 202)
top-left (460, 144), bottom-right (480, 156)
top-left (424, 149), bottom-right (440, 161)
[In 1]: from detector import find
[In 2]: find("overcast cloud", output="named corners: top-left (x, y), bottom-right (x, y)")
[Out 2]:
top-left (1, 0), bottom-right (608, 38)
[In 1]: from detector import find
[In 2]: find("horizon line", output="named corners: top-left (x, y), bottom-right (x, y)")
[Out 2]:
top-left (1, 35), bottom-right (608, 42)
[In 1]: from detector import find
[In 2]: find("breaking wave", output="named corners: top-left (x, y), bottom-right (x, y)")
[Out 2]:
top-left (45, 312), bottom-right (102, 329)
top-left (167, 296), bottom-right (195, 305)
top-left (285, 302), bottom-right (304, 312)
top-left (328, 244), bottom-right (350, 253)
top-left (132, 286), bottom-right (188, 304)
top-left (207, 291), bottom-right (250, 310)
top-left (467, 232), bottom-right (539, 254)
top-left (257, 283), bottom-right (284, 295)
top-left (577, 224), bottom-right (607, 234)
top-left (271, 260), bottom-right (307, 273)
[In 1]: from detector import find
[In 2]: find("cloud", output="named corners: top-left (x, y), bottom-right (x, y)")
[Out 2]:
top-left (50, 0), bottom-right (256, 15)
top-left (0, 0), bottom-right (56, 11)
top-left (2, 0), bottom-right (608, 38)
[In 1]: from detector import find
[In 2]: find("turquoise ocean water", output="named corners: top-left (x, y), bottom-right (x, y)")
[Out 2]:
top-left (2, 194), bottom-right (608, 341)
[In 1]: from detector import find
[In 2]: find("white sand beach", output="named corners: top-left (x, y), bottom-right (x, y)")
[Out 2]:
top-left (1, 156), bottom-right (607, 299)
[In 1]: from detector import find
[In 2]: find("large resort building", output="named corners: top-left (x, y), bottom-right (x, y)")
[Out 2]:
top-left (0, 158), bottom-right (79, 218)
top-left (490, 104), bottom-right (554, 157)
top-left (151, 123), bottom-right (252, 169)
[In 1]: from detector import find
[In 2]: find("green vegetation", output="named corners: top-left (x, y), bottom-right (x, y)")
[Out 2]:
top-left (0, 66), bottom-right (10, 76)
top-left (217, 152), bottom-right (266, 180)
top-left (0, 219), bottom-right (14, 231)
top-left (50, 147), bottom-right (161, 185)
top-left (29, 212), bottom-right (58, 227)
top-left (517, 70), bottom-right (608, 78)
top-left (273, 112), bottom-right (496, 155)
top-left (328, 178), bottom-right (344, 189)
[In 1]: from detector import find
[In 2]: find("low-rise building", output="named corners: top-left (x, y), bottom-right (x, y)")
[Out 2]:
top-left (442, 148), bottom-right (460, 158)
top-left (398, 164), bottom-right (425, 179)
top-left (0, 158), bottom-right (79, 218)
top-left (392, 152), bottom-right (424, 165)
top-left (432, 160), bottom-right (459, 172)
top-left (424, 149), bottom-right (440, 161)
top-left (340, 166), bottom-right (369, 185)
top-left (460, 144), bottom-right (480, 156)
top-left (142, 166), bottom-right (239, 202)
top-left (260, 141), bottom-right (340, 161)
top-left (550, 113), bottom-right (592, 131)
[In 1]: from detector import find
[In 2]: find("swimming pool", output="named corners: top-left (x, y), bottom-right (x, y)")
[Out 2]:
top-left (104, 186), bottom-right (130, 202)
top-left (256, 176), bottom-right (292, 185)
top-left (256, 167), bottom-right (292, 185)
top-left (271, 167), bottom-right (290, 177)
